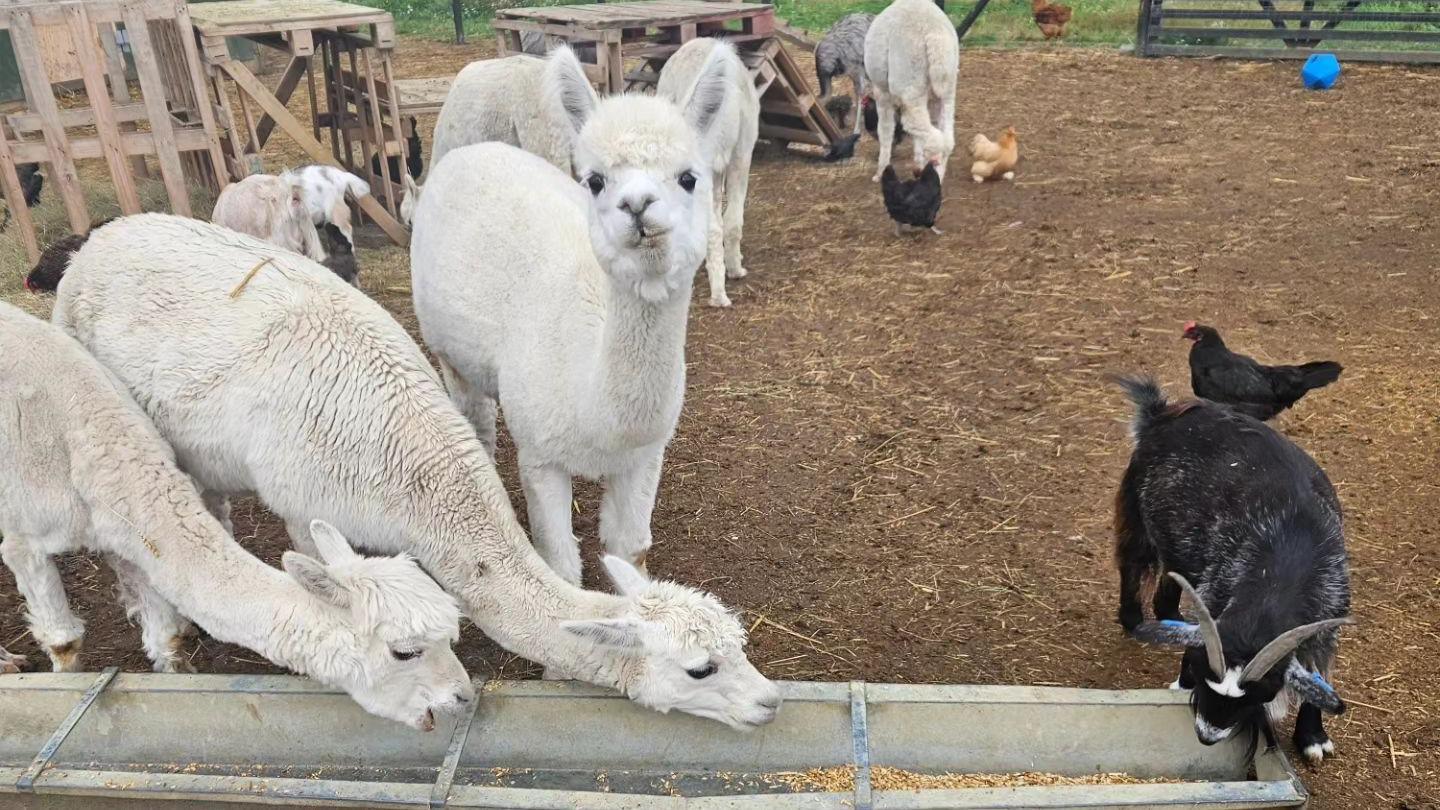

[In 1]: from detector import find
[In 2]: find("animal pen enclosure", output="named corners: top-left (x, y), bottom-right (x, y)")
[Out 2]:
top-left (1136, 0), bottom-right (1440, 62)
top-left (0, 0), bottom-right (224, 264)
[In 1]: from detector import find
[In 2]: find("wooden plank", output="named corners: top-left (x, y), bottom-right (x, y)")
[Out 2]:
top-left (381, 53), bottom-right (407, 195)
top-left (1155, 25), bottom-right (1440, 42)
top-left (360, 48), bottom-right (395, 215)
top-left (307, 57), bottom-right (320, 143)
top-left (393, 76), bottom-right (452, 114)
top-left (323, 37), bottom-right (344, 164)
top-left (1159, 8), bottom-right (1440, 21)
top-left (772, 42), bottom-right (839, 143)
top-left (221, 59), bottom-right (409, 246)
top-left (173, 0), bottom-right (228, 192)
top-left (2, 0), bottom-right (172, 28)
top-left (122, 1), bottom-right (190, 216)
top-left (64, 3), bottom-right (141, 214)
top-left (758, 122), bottom-right (824, 145)
top-left (9, 128), bottom-right (218, 164)
top-left (188, 0), bottom-right (391, 37)
top-left (1142, 43), bottom-right (1440, 61)
top-left (7, 101), bottom-right (150, 132)
top-left (254, 56), bottom-right (308, 147)
top-left (235, 80), bottom-right (260, 151)
top-left (0, 123), bottom-right (39, 262)
top-left (8, 8), bottom-right (89, 232)
top-left (345, 43), bottom-right (369, 178)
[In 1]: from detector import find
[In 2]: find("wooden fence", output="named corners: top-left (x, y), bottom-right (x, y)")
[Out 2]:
top-left (1137, 0), bottom-right (1440, 62)
top-left (0, 0), bottom-right (224, 263)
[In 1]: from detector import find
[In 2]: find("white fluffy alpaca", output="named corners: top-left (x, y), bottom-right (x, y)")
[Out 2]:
top-left (0, 300), bottom-right (471, 730)
top-left (430, 55), bottom-right (574, 177)
top-left (54, 214), bottom-right (781, 730)
top-left (411, 44), bottom-right (729, 588)
top-left (864, 0), bottom-right (959, 181)
top-left (657, 38), bottom-right (759, 309)
top-left (211, 172), bottom-right (325, 262)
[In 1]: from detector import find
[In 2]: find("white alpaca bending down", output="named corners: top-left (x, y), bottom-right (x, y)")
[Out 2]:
top-left (864, 0), bottom-right (959, 181)
top-left (0, 301), bottom-right (470, 730)
top-left (412, 45), bottom-right (729, 587)
top-left (430, 55), bottom-right (574, 177)
top-left (54, 214), bottom-right (781, 730)
top-left (657, 38), bottom-right (759, 309)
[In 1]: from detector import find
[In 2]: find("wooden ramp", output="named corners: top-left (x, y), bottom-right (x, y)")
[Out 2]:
top-left (493, 0), bottom-right (840, 150)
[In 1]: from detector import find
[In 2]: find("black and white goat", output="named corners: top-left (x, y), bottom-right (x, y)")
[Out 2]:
top-left (1114, 376), bottom-right (1352, 765)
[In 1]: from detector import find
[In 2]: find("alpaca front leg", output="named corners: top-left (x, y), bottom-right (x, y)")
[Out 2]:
top-left (438, 357), bottom-right (498, 459)
top-left (873, 94), bottom-right (898, 182)
top-left (108, 554), bottom-right (193, 673)
top-left (520, 461), bottom-right (581, 585)
top-left (1, 535), bottom-right (84, 672)
top-left (722, 153), bottom-right (752, 282)
top-left (705, 175), bottom-right (731, 308)
top-left (599, 453), bottom-right (662, 575)
top-left (201, 490), bottom-right (233, 535)
top-left (849, 71), bottom-right (866, 136)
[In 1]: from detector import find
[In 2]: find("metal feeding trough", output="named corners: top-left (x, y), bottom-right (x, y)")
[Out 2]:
top-left (0, 673), bottom-right (1307, 809)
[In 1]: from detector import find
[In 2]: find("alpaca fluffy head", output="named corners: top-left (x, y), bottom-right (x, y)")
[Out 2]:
top-left (562, 556), bottom-right (782, 730)
top-left (282, 520), bottom-right (472, 731)
top-left (543, 44), bottom-right (730, 303)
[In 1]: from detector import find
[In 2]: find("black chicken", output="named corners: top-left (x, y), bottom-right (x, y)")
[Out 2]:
top-left (1, 163), bottom-right (44, 231)
top-left (881, 163), bottom-right (943, 236)
top-left (862, 96), bottom-right (906, 146)
top-left (1184, 322), bottom-right (1342, 420)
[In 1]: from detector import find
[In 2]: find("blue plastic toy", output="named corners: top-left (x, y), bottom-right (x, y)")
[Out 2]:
top-left (1302, 53), bottom-right (1341, 90)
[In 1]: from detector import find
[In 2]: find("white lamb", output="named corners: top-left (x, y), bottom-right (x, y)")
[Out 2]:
top-left (657, 38), bottom-right (759, 309)
top-left (430, 55), bottom-right (574, 177)
top-left (0, 300), bottom-right (471, 731)
top-left (211, 172), bottom-right (325, 262)
top-left (864, 0), bottom-right (959, 181)
top-left (54, 213), bottom-right (782, 731)
top-left (411, 44), bottom-right (728, 589)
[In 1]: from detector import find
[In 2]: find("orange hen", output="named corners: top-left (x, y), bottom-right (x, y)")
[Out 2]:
top-left (1032, 0), bottom-right (1072, 39)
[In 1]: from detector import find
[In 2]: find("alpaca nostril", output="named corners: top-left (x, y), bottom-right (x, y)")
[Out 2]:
top-left (619, 194), bottom-right (656, 217)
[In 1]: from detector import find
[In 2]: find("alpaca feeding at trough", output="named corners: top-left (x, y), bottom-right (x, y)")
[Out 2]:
top-left (53, 214), bottom-right (781, 731)
top-left (1114, 377), bottom-right (1353, 765)
top-left (411, 43), bottom-right (729, 588)
top-left (657, 38), bottom-right (758, 308)
top-left (430, 55), bottom-right (575, 177)
top-left (864, 0), bottom-right (960, 181)
top-left (0, 299), bottom-right (470, 730)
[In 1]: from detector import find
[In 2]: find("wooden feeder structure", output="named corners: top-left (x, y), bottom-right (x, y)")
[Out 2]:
top-left (189, 0), bottom-right (409, 245)
top-left (492, 1), bottom-right (842, 152)
top-left (0, 0), bottom-right (225, 263)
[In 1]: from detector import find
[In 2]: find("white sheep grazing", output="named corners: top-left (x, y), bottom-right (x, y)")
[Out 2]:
top-left (412, 44), bottom-right (729, 588)
top-left (211, 172), bottom-right (325, 262)
top-left (0, 299), bottom-right (471, 730)
top-left (657, 38), bottom-right (759, 309)
top-left (864, 0), bottom-right (959, 181)
top-left (54, 213), bottom-right (782, 731)
top-left (430, 55), bottom-right (574, 177)
top-left (293, 164), bottom-right (370, 249)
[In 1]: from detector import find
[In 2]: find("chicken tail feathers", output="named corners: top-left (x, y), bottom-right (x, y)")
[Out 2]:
top-left (1298, 361), bottom-right (1343, 391)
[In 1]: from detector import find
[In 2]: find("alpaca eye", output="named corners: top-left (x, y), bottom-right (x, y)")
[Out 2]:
top-left (586, 174), bottom-right (606, 195)
top-left (678, 171), bottom-right (697, 193)
top-left (391, 647), bottom-right (422, 662)
top-left (686, 662), bottom-right (717, 679)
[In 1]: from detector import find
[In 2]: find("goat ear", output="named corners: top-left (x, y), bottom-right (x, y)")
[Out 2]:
top-left (680, 44), bottom-right (732, 139)
top-left (544, 45), bottom-right (599, 140)
top-left (283, 551), bottom-right (350, 608)
top-left (561, 618), bottom-right (647, 651)
top-left (1285, 660), bottom-right (1346, 714)
top-left (402, 173), bottom-right (420, 197)
top-left (601, 554), bottom-right (649, 596)
top-left (308, 520), bottom-right (359, 566)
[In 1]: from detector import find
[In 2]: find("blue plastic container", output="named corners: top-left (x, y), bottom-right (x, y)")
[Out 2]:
top-left (1302, 53), bottom-right (1341, 90)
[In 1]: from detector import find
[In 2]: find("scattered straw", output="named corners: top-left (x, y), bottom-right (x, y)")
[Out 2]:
top-left (229, 258), bottom-right (275, 299)
top-left (768, 766), bottom-right (1170, 792)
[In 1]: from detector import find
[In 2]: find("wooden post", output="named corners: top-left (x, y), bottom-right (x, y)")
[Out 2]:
top-left (122, 2), bottom-right (191, 217)
top-left (381, 53), bottom-right (407, 205)
top-left (1136, 0), bottom-right (1156, 53)
top-left (0, 128), bottom-right (40, 262)
top-left (360, 48), bottom-right (394, 215)
top-left (452, 0), bottom-right (465, 44)
top-left (9, 9), bottom-right (89, 233)
top-left (63, 4), bottom-right (141, 215)
top-left (254, 56), bottom-right (308, 147)
top-left (100, 21), bottom-right (150, 179)
top-left (173, 0), bottom-right (229, 192)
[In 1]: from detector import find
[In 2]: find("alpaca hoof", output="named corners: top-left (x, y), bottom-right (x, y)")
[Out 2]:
top-left (726, 265), bottom-right (747, 280)
top-left (973, 175), bottom-right (984, 184)
top-left (1003, 171), bottom-right (1015, 181)
top-left (709, 293), bottom-right (733, 308)
top-left (48, 641), bottom-right (82, 673)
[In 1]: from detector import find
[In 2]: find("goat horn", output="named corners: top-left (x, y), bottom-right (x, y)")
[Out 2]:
top-left (1240, 617), bottom-right (1354, 683)
top-left (1167, 572), bottom-right (1226, 678)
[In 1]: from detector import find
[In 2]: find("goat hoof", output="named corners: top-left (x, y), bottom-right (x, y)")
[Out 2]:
top-left (726, 266), bottom-right (747, 280)
top-left (1299, 736), bottom-right (1335, 765)
top-left (871, 173), bottom-right (883, 183)
top-left (708, 293), bottom-right (733, 308)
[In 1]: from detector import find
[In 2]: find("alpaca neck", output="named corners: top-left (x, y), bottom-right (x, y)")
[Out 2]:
top-left (582, 271), bottom-right (692, 445)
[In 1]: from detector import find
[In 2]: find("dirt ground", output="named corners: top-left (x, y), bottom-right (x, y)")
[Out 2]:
top-left (3, 37), bottom-right (1439, 808)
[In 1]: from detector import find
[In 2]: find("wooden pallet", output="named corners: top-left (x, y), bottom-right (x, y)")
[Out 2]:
top-left (493, 0), bottom-right (839, 149)
top-left (0, 0), bottom-right (224, 263)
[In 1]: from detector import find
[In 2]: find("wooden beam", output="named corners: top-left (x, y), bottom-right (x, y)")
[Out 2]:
top-left (64, 3), bottom-right (141, 215)
top-left (8, 127), bottom-right (218, 163)
top-left (220, 59), bottom-right (409, 246)
top-left (173, 0), bottom-right (228, 192)
top-left (0, 124), bottom-right (39, 262)
top-left (9, 8), bottom-right (89, 233)
top-left (254, 56), bottom-right (308, 147)
top-left (123, 2), bottom-right (190, 216)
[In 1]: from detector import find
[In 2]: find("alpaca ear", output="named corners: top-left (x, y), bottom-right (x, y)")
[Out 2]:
top-left (680, 44), bottom-right (732, 139)
top-left (601, 555), bottom-right (650, 596)
top-left (309, 520), bottom-right (359, 565)
top-left (561, 617), bottom-right (647, 650)
top-left (283, 551), bottom-right (350, 608)
top-left (544, 45), bottom-right (599, 139)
